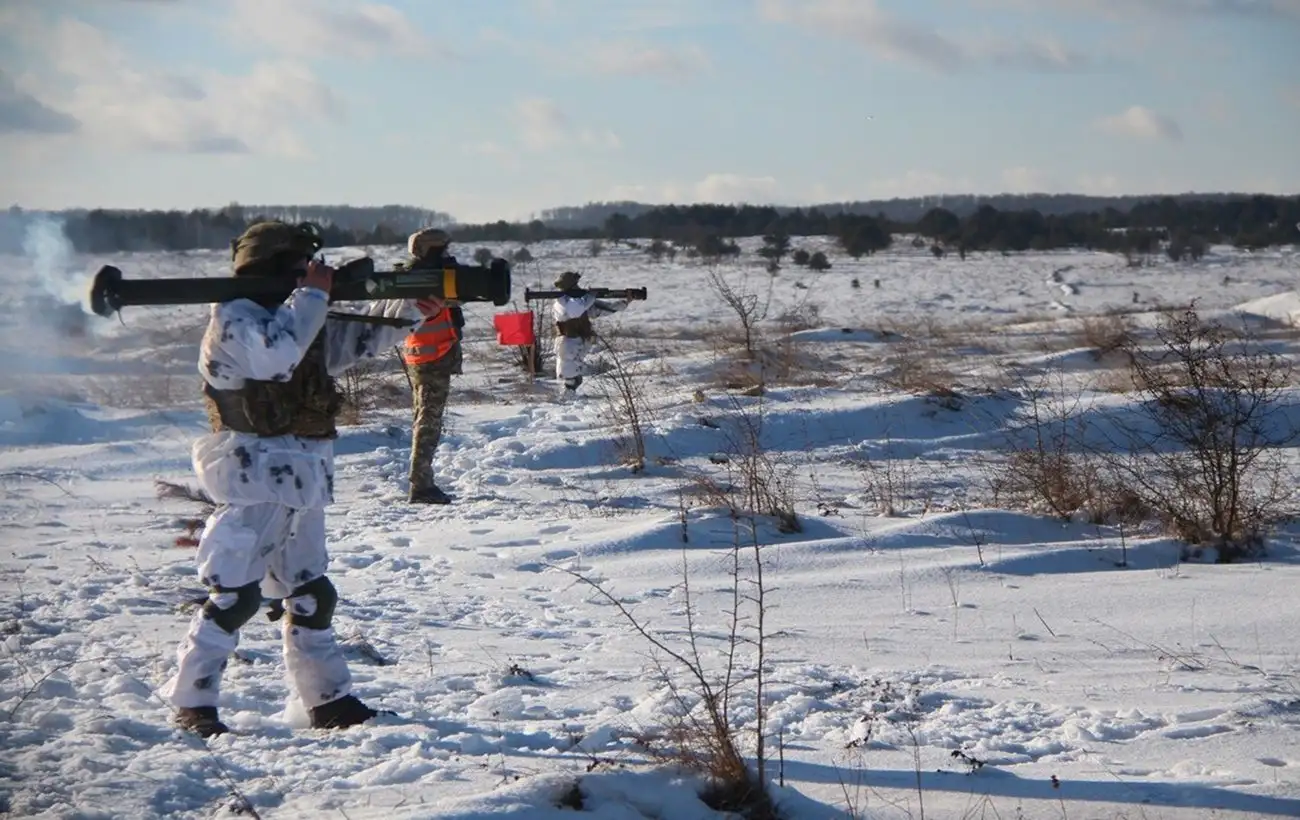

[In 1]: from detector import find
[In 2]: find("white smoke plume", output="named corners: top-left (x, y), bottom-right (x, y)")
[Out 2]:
top-left (23, 214), bottom-right (87, 308)
top-left (0, 215), bottom-right (94, 393)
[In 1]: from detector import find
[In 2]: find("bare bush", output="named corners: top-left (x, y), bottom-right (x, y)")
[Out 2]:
top-left (1104, 307), bottom-right (1299, 560)
top-left (560, 528), bottom-right (777, 818)
top-left (593, 331), bottom-right (654, 472)
top-left (877, 340), bottom-right (959, 400)
top-left (338, 354), bottom-right (408, 425)
top-left (1077, 314), bottom-right (1136, 361)
top-left (852, 437), bottom-right (925, 517)
top-left (992, 369), bottom-right (1102, 522)
top-left (557, 400), bottom-right (789, 817)
top-left (773, 300), bottom-right (822, 335)
top-left (708, 267), bottom-right (773, 361)
top-left (690, 397), bottom-right (799, 534)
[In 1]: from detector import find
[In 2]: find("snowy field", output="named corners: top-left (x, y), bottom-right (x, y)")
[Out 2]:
top-left (2, 231), bottom-right (1300, 819)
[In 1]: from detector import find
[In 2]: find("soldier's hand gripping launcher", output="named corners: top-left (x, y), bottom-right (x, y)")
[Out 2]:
top-left (88, 256), bottom-right (513, 321)
top-left (524, 286), bottom-right (647, 301)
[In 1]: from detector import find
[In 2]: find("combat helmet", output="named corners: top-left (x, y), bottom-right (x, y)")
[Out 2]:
top-left (231, 221), bottom-right (324, 276)
top-left (554, 270), bottom-right (581, 290)
top-left (408, 228), bottom-right (451, 260)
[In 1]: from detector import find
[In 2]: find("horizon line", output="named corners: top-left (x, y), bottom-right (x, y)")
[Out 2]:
top-left (7, 189), bottom-right (1299, 224)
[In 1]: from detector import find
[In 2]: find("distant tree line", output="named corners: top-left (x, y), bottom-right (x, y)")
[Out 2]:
top-left (1, 194), bottom-right (1295, 259)
top-left (533, 192), bottom-right (1284, 227)
top-left (0, 203), bottom-right (451, 255)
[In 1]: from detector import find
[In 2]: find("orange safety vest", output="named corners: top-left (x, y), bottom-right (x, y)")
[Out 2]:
top-left (401, 307), bottom-right (458, 365)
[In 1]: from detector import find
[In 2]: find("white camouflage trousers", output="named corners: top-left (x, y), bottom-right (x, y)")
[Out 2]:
top-left (163, 502), bottom-right (352, 710)
top-left (554, 336), bottom-right (589, 380)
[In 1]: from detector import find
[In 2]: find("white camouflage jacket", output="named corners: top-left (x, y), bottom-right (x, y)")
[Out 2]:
top-left (193, 285), bottom-right (422, 509)
top-left (551, 293), bottom-right (627, 379)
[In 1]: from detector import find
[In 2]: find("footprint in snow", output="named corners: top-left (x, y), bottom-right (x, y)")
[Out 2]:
top-left (1162, 724), bottom-right (1233, 739)
top-left (544, 549), bottom-right (578, 560)
top-left (1174, 708), bottom-right (1226, 722)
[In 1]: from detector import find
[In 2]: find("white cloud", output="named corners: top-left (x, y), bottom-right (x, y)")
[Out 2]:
top-left (603, 174), bottom-right (782, 205)
top-left (585, 42), bottom-right (712, 78)
top-left (693, 173), bottom-right (780, 203)
top-left (1094, 105), bottom-right (1183, 141)
top-left (227, 0), bottom-right (436, 59)
top-left (758, 0), bottom-right (1090, 73)
top-left (1001, 166), bottom-right (1056, 192)
top-left (479, 29), bottom-right (712, 81)
top-left (1000, 0), bottom-right (1300, 21)
top-left (527, 0), bottom-right (724, 32)
top-left (0, 70), bottom-right (79, 135)
top-left (0, 11), bottom-right (342, 156)
top-left (579, 129), bottom-right (623, 149)
top-left (461, 140), bottom-right (522, 173)
top-left (1076, 172), bottom-right (1126, 195)
top-left (865, 170), bottom-right (975, 199)
top-left (514, 98), bottom-right (569, 151)
top-left (510, 98), bottom-right (621, 153)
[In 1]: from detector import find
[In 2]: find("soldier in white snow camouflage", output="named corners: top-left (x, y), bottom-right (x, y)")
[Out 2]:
top-left (165, 221), bottom-right (445, 738)
top-left (550, 270), bottom-right (629, 394)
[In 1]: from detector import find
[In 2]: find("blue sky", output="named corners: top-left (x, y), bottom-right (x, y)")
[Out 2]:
top-left (1, 0), bottom-right (1297, 222)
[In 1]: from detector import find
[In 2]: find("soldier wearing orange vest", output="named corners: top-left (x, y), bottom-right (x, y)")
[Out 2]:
top-left (400, 229), bottom-right (465, 504)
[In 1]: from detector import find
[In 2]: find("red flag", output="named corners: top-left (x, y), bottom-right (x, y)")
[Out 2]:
top-left (493, 311), bottom-right (535, 346)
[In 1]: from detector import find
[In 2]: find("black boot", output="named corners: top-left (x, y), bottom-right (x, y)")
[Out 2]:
top-left (175, 706), bottom-right (229, 738)
top-left (409, 485), bottom-right (452, 505)
top-left (310, 694), bottom-right (384, 730)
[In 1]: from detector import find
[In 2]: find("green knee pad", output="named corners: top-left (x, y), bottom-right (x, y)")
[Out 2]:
top-left (201, 581), bottom-right (263, 633)
top-left (285, 575), bottom-right (338, 630)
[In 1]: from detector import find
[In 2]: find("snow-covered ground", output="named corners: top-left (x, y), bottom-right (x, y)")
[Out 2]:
top-left (2, 233), bottom-right (1299, 819)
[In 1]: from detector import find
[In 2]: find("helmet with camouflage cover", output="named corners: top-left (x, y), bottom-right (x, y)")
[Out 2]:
top-left (554, 270), bottom-right (581, 290)
top-left (408, 228), bottom-right (451, 260)
top-left (231, 221), bottom-right (324, 276)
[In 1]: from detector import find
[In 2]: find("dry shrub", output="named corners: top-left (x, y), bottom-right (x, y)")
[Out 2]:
top-left (593, 331), bottom-right (653, 473)
top-left (708, 268), bottom-right (773, 360)
top-left (1000, 309), bottom-right (1300, 558)
top-left (852, 449), bottom-right (928, 517)
top-left (773, 300), bottom-right (822, 334)
top-left (989, 370), bottom-right (1103, 521)
top-left (689, 397), bottom-right (799, 534)
top-left (1092, 367), bottom-right (1135, 394)
top-left (558, 480), bottom-right (780, 819)
top-left (878, 340), bottom-right (960, 400)
top-left (338, 355), bottom-right (408, 425)
top-left (1077, 314), bottom-right (1135, 361)
top-left (715, 366), bottom-right (762, 392)
top-left (1105, 307), bottom-right (1299, 560)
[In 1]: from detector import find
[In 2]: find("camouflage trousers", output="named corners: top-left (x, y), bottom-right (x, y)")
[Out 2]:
top-left (406, 361), bottom-right (453, 493)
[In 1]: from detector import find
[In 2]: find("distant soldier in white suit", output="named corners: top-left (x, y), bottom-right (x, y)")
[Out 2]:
top-left (550, 270), bottom-right (629, 394)
top-left (164, 221), bottom-right (443, 737)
